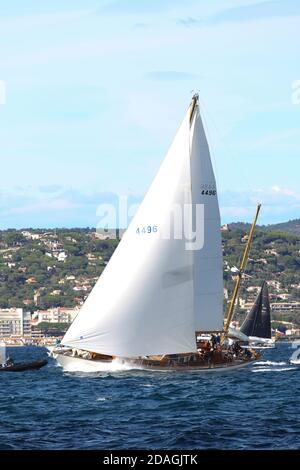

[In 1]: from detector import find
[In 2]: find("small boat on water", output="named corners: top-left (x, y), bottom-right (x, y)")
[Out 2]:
top-left (0, 342), bottom-right (48, 372)
top-left (239, 282), bottom-right (275, 349)
top-left (53, 94), bottom-right (261, 372)
top-left (0, 359), bottom-right (48, 372)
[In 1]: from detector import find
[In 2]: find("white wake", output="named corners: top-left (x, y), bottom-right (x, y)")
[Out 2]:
top-left (252, 360), bottom-right (297, 373)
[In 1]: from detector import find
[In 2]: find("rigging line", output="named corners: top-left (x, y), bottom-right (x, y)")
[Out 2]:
top-left (197, 96), bottom-right (220, 196)
top-left (198, 96), bottom-right (254, 213)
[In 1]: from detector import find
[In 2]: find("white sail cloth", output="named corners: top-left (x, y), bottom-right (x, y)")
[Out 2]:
top-left (190, 109), bottom-right (223, 331)
top-left (62, 102), bottom-right (223, 357)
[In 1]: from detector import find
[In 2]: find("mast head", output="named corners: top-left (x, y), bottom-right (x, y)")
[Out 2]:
top-left (190, 93), bottom-right (199, 123)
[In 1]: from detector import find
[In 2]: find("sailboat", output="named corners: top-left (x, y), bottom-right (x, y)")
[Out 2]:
top-left (53, 95), bottom-right (260, 372)
top-left (0, 342), bottom-right (48, 372)
top-left (240, 281), bottom-right (275, 348)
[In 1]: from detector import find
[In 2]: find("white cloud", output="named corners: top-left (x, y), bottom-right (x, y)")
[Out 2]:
top-left (0, 184), bottom-right (299, 228)
top-left (270, 185), bottom-right (300, 199)
top-left (219, 185), bottom-right (300, 223)
top-left (2, 199), bottom-right (81, 215)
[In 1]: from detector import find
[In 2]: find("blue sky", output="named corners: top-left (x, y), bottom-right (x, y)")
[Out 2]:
top-left (0, 0), bottom-right (299, 228)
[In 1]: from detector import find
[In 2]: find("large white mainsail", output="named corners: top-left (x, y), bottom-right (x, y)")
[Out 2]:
top-left (190, 106), bottom-right (223, 331)
top-left (62, 97), bottom-right (223, 357)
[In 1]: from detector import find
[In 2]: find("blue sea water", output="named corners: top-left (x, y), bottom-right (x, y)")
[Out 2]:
top-left (0, 343), bottom-right (300, 450)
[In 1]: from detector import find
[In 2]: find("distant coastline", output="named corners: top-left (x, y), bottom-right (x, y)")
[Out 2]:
top-left (0, 221), bottom-right (299, 340)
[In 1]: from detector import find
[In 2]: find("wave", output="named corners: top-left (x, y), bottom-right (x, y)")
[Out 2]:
top-left (59, 357), bottom-right (138, 373)
top-left (255, 361), bottom-right (287, 366)
top-left (252, 367), bottom-right (297, 372)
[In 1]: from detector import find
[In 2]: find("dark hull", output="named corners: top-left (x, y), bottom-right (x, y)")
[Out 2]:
top-left (0, 359), bottom-right (48, 372)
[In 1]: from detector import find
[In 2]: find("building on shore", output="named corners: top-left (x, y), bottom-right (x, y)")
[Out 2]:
top-left (31, 307), bottom-right (79, 325)
top-left (0, 308), bottom-right (31, 337)
top-left (271, 302), bottom-right (300, 311)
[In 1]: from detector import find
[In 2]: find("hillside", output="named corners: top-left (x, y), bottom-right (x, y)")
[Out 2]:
top-left (264, 219), bottom-right (300, 235)
top-left (222, 227), bottom-right (300, 324)
top-left (230, 218), bottom-right (300, 235)
top-left (0, 224), bottom-right (299, 324)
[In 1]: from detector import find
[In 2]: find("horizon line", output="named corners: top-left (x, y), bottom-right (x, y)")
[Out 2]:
top-left (0, 218), bottom-right (299, 232)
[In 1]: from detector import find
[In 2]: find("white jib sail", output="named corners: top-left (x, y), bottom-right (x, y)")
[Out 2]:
top-left (62, 99), bottom-right (223, 357)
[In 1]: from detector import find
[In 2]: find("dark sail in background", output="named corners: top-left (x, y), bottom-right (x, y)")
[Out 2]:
top-left (240, 281), bottom-right (271, 339)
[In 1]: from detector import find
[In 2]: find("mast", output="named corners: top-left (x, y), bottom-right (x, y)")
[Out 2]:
top-left (190, 93), bottom-right (199, 124)
top-left (223, 204), bottom-right (261, 336)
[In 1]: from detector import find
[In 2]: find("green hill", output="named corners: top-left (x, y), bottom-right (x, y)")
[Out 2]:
top-left (0, 224), bottom-right (299, 324)
top-left (264, 219), bottom-right (300, 235)
top-left (230, 218), bottom-right (300, 235)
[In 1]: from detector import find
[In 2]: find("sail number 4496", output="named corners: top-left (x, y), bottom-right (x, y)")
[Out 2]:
top-left (136, 226), bottom-right (158, 234)
top-left (202, 189), bottom-right (216, 195)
